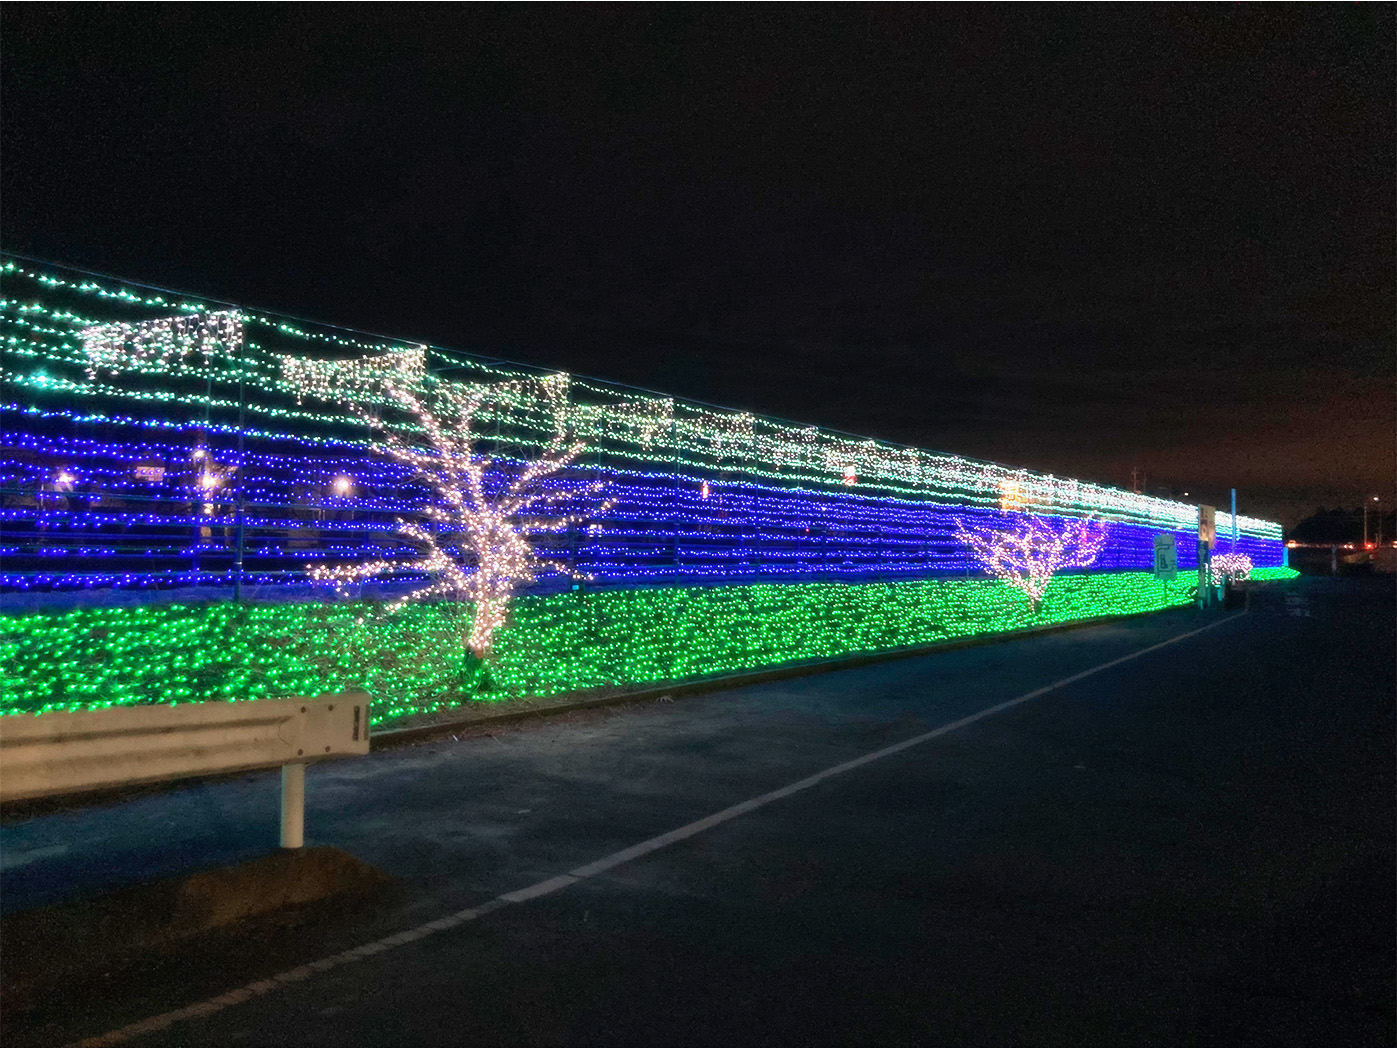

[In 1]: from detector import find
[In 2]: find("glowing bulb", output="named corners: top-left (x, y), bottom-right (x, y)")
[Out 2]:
top-left (333, 475), bottom-right (353, 495)
top-left (55, 470), bottom-right (75, 486)
top-left (199, 473), bottom-right (219, 490)
top-left (999, 479), bottom-right (1026, 509)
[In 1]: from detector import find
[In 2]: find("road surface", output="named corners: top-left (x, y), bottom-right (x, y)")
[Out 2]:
top-left (3, 577), bottom-right (1393, 1046)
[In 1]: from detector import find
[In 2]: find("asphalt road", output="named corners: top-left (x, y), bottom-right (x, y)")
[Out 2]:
top-left (3, 577), bottom-right (1393, 1046)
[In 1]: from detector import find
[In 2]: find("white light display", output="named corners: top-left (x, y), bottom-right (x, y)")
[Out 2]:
top-left (80, 310), bottom-right (244, 379)
top-left (956, 513), bottom-right (1108, 611)
top-left (1210, 552), bottom-right (1253, 586)
top-left (308, 370), bottom-right (612, 657)
top-left (280, 345), bottom-right (427, 405)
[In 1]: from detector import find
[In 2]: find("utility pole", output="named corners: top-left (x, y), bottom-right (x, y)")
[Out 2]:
top-left (1231, 488), bottom-right (1238, 552)
top-left (1198, 505), bottom-right (1216, 608)
top-left (234, 364), bottom-right (246, 602)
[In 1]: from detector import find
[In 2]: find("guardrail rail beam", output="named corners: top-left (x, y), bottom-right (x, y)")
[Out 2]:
top-left (0, 693), bottom-right (370, 848)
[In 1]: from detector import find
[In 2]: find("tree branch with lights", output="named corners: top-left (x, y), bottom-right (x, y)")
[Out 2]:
top-left (956, 512), bottom-right (1108, 613)
top-left (303, 361), bottom-right (612, 674)
top-left (1209, 551), bottom-right (1252, 586)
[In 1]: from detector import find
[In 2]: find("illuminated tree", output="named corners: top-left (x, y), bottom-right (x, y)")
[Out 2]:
top-left (308, 368), bottom-right (611, 662)
top-left (956, 513), bottom-right (1107, 612)
top-left (1209, 552), bottom-right (1252, 586)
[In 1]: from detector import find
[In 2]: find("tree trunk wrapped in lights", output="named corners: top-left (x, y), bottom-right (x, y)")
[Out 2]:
top-left (956, 512), bottom-right (1107, 613)
top-left (308, 368), bottom-right (612, 664)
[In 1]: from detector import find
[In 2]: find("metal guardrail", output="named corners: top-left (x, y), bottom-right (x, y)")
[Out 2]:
top-left (0, 693), bottom-right (369, 847)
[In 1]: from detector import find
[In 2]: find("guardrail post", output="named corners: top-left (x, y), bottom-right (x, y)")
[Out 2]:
top-left (280, 763), bottom-right (306, 848)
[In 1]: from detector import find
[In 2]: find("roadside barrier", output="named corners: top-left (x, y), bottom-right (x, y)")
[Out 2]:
top-left (0, 694), bottom-right (369, 847)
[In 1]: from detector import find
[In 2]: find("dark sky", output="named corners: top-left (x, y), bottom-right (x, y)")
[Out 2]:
top-left (3, 6), bottom-right (1392, 526)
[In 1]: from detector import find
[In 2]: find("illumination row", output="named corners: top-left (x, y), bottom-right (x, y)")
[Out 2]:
top-left (5, 570), bottom-right (1279, 725)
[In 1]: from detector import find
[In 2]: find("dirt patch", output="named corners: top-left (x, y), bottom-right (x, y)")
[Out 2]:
top-left (1, 845), bottom-right (389, 1017)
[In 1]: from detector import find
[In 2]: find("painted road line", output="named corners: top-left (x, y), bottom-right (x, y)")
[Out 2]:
top-left (0, 842), bottom-right (69, 872)
top-left (74, 612), bottom-right (1244, 1048)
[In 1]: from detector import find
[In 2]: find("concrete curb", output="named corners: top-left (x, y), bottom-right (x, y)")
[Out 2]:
top-left (372, 603), bottom-right (1220, 747)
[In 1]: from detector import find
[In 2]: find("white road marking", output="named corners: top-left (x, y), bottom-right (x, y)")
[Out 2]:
top-left (0, 842), bottom-right (69, 872)
top-left (75, 612), bottom-right (1244, 1047)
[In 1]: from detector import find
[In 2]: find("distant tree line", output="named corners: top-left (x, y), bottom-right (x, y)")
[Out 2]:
top-left (1288, 507), bottom-right (1396, 545)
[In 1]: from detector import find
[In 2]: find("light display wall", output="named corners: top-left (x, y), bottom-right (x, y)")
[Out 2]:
top-left (0, 256), bottom-right (1292, 723)
top-left (0, 568), bottom-right (1293, 724)
top-left (0, 257), bottom-right (1284, 593)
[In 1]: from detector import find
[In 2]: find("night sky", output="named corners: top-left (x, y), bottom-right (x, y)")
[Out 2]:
top-left (3, 6), bottom-right (1392, 526)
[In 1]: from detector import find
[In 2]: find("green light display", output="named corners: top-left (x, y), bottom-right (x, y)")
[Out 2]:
top-left (2, 569), bottom-right (1283, 727)
top-left (1244, 567), bottom-right (1299, 581)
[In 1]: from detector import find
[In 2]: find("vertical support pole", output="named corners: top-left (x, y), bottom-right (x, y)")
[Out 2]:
top-left (281, 763), bottom-right (305, 848)
top-left (234, 367), bottom-right (247, 602)
top-left (1231, 488), bottom-right (1238, 553)
top-left (196, 369), bottom-right (214, 584)
top-left (670, 411), bottom-right (680, 581)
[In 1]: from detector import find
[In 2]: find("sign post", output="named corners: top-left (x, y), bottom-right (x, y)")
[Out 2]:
top-left (1198, 505), bottom-right (1216, 607)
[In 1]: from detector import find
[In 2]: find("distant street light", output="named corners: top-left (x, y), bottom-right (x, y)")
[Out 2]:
top-left (1364, 495), bottom-right (1380, 549)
